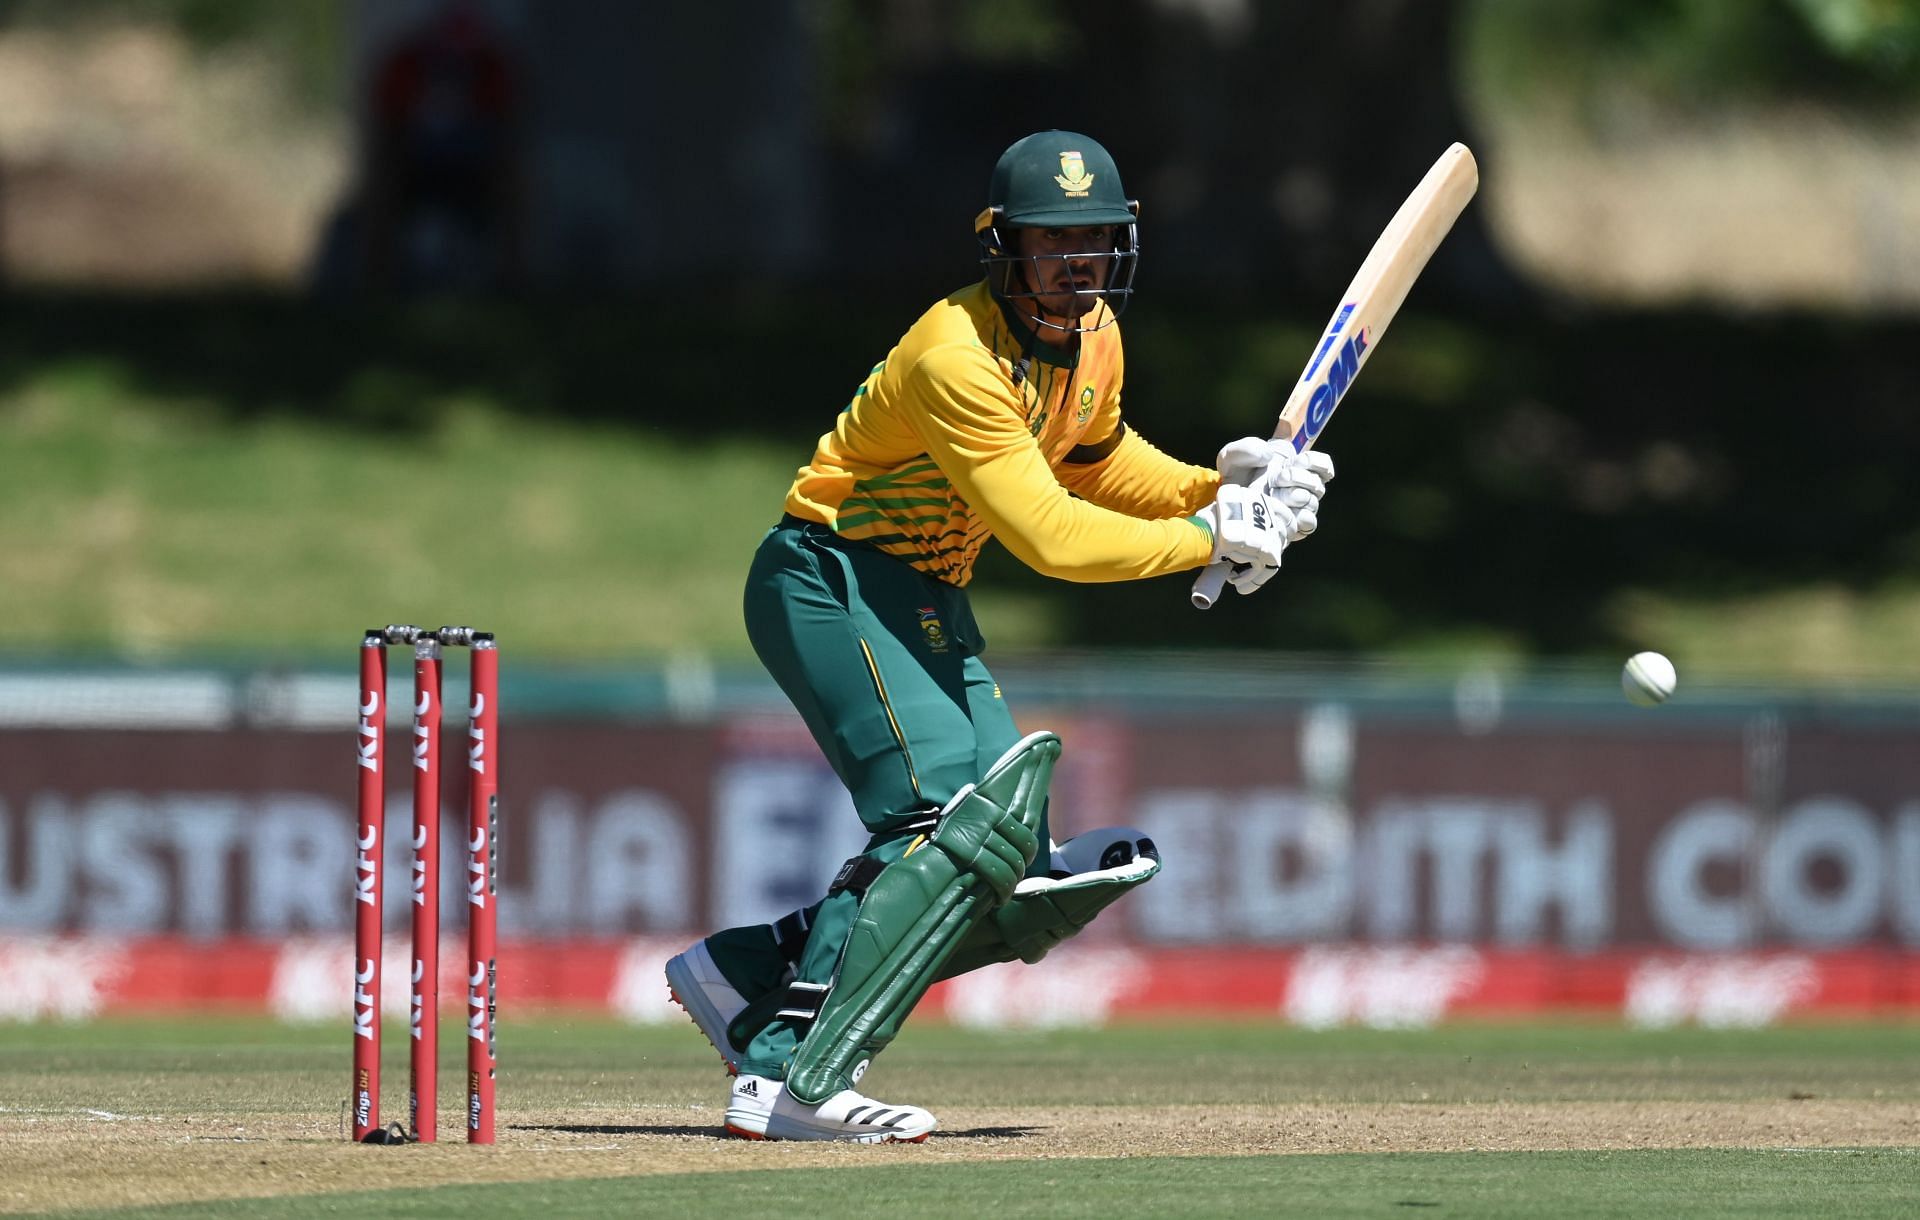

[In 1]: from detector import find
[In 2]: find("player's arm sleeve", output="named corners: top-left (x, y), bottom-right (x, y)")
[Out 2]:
top-left (905, 346), bottom-right (1214, 582)
top-left (1054, 350), bottom-right (1217, 516)
top-left (1056, 418), bottom-right (1220, 518)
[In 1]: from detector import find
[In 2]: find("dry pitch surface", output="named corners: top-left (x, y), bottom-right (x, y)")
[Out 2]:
top-left (1, 1019), bottom-right (1915, 1215)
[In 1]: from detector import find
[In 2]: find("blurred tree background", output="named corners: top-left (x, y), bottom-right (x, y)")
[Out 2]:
top-left (0, 0), bottom-right (1917, 677)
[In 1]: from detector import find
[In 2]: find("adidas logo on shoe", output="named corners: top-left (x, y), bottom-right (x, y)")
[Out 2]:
top-left (724, 1073), bottom-right (781, 1140)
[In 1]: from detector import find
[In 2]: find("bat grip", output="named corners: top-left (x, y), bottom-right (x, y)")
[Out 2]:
top-left (1192, 464), bottom-right (1277, 610)
top-left (1190, 562), bottom-right (1230, 609)
top-left (1190, 457), bottom-right (1282, 610)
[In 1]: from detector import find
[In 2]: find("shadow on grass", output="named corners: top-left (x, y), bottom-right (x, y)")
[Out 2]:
top-left (511, 1122), bottom-right (717, 1137)
top-left (507, 1122), bottom-right (1047, 1140)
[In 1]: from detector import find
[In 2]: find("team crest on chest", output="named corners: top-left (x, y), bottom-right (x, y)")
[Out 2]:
top-left (1076, 385), bottom-right (1095, 424)
top-left (1054, 151), bottom-right (1094, 197)
top-left (917, 607), bottom-right (950, 654)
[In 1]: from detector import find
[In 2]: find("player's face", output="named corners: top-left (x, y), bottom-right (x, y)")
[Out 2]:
top-left (1012, 225), bottom-right (1114, 322)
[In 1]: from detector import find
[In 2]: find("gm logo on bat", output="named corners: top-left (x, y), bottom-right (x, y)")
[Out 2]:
top-left (1300, 319), bottom-right (1370, 447)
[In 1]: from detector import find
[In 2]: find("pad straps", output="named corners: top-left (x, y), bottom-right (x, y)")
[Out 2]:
top-left (781, 731), bottom-right (1059, 1104)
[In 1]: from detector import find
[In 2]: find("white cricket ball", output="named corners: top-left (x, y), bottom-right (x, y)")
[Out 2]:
top-left (1622, 651), bottom-right (1677, 707)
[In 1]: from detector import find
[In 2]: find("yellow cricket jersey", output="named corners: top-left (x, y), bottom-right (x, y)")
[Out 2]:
top-left (786, 281), bottom-right (1219, 586)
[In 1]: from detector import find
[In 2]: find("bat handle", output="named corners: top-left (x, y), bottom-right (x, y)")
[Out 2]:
top-left (1190, 561), bottom-right (1230, 609)
top-left (1191, 461), bottom-right (1278, 610)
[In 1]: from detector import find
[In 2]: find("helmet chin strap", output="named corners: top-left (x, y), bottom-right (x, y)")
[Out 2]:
top-left (988, 252), bottom-right (1121, 338)
top-left (1025, 299), bottom-right (1101, 341)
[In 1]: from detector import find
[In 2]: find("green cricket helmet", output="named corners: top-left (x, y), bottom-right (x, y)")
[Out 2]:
top-left (974, 130), bottom-right (1140, 331)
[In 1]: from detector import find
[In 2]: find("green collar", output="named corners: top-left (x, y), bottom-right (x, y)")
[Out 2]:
top-left (987, 281), bottom-right (1080, 368)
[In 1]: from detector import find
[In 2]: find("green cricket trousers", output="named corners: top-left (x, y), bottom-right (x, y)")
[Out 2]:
top-left (719, 515), bottom-right (1041, 1080)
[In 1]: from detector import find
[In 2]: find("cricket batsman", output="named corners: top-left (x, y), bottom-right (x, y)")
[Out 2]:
top-left (666, 130), bottom-right (1335, 1142)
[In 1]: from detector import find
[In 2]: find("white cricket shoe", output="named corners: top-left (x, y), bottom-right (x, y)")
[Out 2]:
top-left (664, 940), bottom-right (747, 1075)
top-left (723, 1074), bottom-right (936, 1144)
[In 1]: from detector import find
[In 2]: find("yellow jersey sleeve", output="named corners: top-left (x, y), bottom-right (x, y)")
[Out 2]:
top-left (902, 343), bottom-right (1213, 583)
top-left (1056, 371), bottom-right (1220, 518)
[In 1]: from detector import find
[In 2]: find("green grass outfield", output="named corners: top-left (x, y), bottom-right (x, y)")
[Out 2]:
top-left (2, 1018), bottom-right (1916, 1217)
top-left (42, 1150), bottom-right (1920, 1220)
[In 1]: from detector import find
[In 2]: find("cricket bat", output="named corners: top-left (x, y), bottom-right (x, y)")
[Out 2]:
top-left (1192, 142), bottom-right (1479, 609)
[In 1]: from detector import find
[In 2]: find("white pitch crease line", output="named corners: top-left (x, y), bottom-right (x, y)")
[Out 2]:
top-left (0, 1106), bottom-right (154, 1121)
